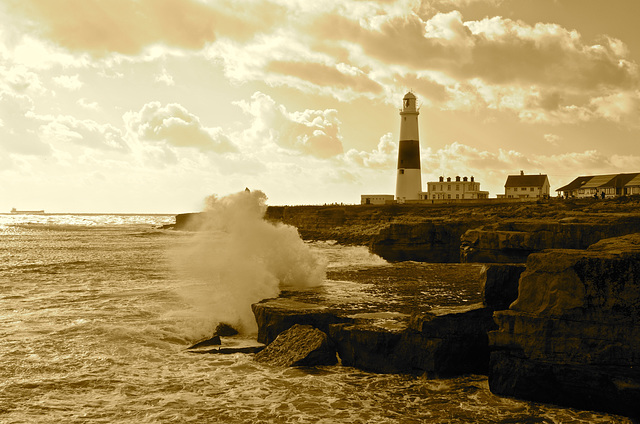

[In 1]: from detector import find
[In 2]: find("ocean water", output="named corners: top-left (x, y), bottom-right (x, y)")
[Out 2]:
top-left (0, 214), bottom-right (632, 423)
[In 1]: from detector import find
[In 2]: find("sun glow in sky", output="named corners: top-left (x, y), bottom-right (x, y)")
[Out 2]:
top-left (1, 0), bottom-right (639, 212)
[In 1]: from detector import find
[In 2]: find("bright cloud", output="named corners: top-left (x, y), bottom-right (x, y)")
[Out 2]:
top-left (0, 0), bottom-right (639, 212)
top-left (124, 102), bottom-right (237, 153)
top-left (235, 92), bottom-right (344, 158)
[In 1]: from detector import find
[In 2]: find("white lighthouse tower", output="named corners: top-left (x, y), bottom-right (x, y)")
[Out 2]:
top-left (395, 92), bottom-right (422, 202)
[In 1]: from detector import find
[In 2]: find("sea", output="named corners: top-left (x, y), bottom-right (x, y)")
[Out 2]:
top-left (0, 213), bottom-right (632, 423)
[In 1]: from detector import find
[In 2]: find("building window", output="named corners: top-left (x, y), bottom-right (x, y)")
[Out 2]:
top-left (456, 194), bottom-right (459, 199)
top-left (514, 187), bottom-right (517, 192)
top-left (448, 194), bottom-right (451, 199)
top-left (399, 169), bottom-right (404, 174)
top-left (448, 185), bottom-right (451, 191)
top-left (530, 187), bottom-right (534, 191)
top-left (456, 185), bottom-right (460, 191)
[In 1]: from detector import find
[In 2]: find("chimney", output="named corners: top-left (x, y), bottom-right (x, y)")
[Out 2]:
top-left (447, 177), bottom-right (451, 182)
top-left (463, 176), bottom-right (468, 182)
top-left (520, 170), bottom-right (524, 175)
top-left (471, 176), bottom-right (474, 182)
top-left (439, 176), bottom-right (444, 182)
top-left (456, 176), bottom-right (461, 182)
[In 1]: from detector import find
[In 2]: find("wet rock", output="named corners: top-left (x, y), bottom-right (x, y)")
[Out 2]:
top-left (214, 323), bottom-right (239, 337)
top-left (172, 212), bottom-right (211, 231)
top-left (489, 233), bottom-right (640, 419)
top-left (369, 221), bottom-right (481, 262)
top-left (251, 298), bottom-right (352, 345)
top-left (187, 335), bottom-right (221, 349)
top-left (328, 304), bottom-right (495, 376)
top-left (254, 324), bottom-right (337, 367)
top-left (480, 264), bottom-right (526, 310)
top-left (328, 321), bottom-right (406, 373)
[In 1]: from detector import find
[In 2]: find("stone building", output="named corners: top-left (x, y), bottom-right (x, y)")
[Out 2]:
top-left (500, 171), bottom-right (550, 199)
top-left (420, 176), bottom-right (489, 200)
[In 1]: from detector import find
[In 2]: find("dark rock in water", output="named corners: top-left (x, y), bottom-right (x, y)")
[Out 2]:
top-left (489, 233), bottom-right (640, 419)
top-left (328, 321), bottom-right (405, 373)
top-left (252, 297), bottom-right (496, 376)
top-left (187, 323), bottom-right (238, 350)
top-left (172, 212), bottom-right (212, 231)
top-left (251, 298), bottom-right (353, 345)
top-left (190, 346), bottom-right (265, 355)
top-left (187, 335), bottom-right (221, 349)
top-left (480, 264), bottom-right (525, 310)
top-left (254, 324), bottom-right (337, 367)
top-left (214, 323), bottom-right (239, 337)
top-left (328, 304), bottom-right (495, 376)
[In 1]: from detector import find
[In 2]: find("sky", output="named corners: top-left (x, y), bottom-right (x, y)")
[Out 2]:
top-left (1, 0), bottom-right (639, 213)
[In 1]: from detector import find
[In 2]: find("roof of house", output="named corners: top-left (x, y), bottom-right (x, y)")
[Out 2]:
top-left (504, 174), bottom-right (549, 187)
top-left (556, 176), bottom-right (592, 192)
top-left (604, 173), bottom-right (640, 188)
top-left (625, 174), bottom-right (640, 187)
top-left (556, 173), bottom-right (640, 192)
top-left (581, 174), bottom-right (617, 189)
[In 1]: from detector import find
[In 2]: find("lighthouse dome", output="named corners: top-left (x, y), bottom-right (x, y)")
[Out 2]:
top-left (403, 91), bottom-right (416, 99)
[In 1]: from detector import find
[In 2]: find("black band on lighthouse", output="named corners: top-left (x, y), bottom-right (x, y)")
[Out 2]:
top-left (397, 140), bottom-right (421, 169)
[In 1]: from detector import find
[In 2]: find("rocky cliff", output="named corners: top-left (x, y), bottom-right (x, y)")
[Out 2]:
top-left (251, 263), bottom-right (520, 377)
top-left (489, 233), bottom-right (640, 418)
top-left (172, 197), bottom-right (640, 263)
top-left (461, 217), bottom-right (640, 263)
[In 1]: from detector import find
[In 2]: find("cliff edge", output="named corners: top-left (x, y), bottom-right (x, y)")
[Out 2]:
top-left (489, 233), bottom-right (640, 418)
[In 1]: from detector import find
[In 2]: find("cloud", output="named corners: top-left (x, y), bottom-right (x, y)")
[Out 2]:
top-left (52, 74), bottom-right (83, 90)
top-left (235, 92), bottom-right (344, 158)
top-left (154, 68), bottom-right (175, 86)
top-left (305, 9), bottom-right (640, 122)
top-left (590, 90), bottom-right (640, 123)
top-left (543, 133), bottom-right (561, 146)
top-left (266, 60), bottom-right (383, 98)
top-left (0, 91), bottom-right (50, 155)
top-left (4, 0), bottom-right (289, 56)
top-left (124, 102), bottom-right (238, 153)
top-left (77, 98), bottom-right (99, 111)
top-left (342, 132), bottom-right (397, 169)
top-left (40, 115), bottom-right (126, 151)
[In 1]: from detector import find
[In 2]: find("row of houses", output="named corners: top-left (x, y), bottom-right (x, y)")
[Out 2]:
top-left (362, 171), bottom-right (546, 204)
top-left (557, 173), bottom-right (640, 198)
top-left (362, 171), bottom-right (640, 205)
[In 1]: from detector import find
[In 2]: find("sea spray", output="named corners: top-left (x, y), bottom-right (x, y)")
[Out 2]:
top-left (172, 189), bottom-right (326, 333)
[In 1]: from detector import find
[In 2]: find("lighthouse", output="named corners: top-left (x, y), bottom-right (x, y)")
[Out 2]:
top-left (395, 92), bottom-right (422, 202)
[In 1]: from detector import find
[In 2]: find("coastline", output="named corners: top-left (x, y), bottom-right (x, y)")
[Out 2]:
top-left (171, 198), bottom-right (640, 419)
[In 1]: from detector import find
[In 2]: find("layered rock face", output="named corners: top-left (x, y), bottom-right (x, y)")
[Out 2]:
top-left (461, 217), bottom-right (640, 263)
top-left (173, 200), bottom-right (640, 264)
top-left (251, 263), bottom-right (524, 376)
top-left (489, 233), bottom-right (640, 418)
top-left (368, 221), bottom-right (481, 262)
top-left (328, 305), bottom-right (496, 376)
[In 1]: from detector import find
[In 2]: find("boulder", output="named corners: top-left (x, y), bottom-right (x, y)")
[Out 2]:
top-left (254, 324), bottom-right (337, 367)
top-left (214, 322), bottom-right (239, 337)
top-left (489, 233), bottom-right (640, 419)
top-left (480, 264), bottom-right (526, 310)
